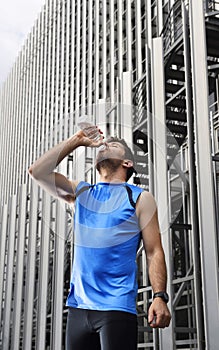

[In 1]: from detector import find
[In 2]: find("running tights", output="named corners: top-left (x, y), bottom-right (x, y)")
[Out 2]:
top-left (66, 307), bottom-right (138, 350)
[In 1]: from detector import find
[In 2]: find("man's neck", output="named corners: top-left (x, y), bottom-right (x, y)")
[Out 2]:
top-left (99, 169), bottom-right (126, 183)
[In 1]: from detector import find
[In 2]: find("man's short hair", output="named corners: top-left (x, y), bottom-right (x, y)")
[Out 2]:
top-left (106, 137), bottom-right (137, 181)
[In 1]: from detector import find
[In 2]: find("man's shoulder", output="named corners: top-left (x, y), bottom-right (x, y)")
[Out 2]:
top-left (75, 181), bottom-right (92, 197)
top-left (125, 183), bottom-right (144, 194)
top-left (136, 190), bottom-right (157, 215)
top-left (76, 180), bottom-right (91, 188)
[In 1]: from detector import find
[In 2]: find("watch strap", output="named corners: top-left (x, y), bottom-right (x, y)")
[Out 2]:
top-left (153, 291), bottom-right (169, 303)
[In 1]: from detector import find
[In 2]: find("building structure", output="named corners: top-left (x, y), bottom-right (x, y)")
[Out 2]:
top-left (0, 0), bottom-right (219, 349)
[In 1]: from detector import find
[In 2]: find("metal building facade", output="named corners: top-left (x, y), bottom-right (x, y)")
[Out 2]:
top-left (0, 0), bottom-right (219, 349)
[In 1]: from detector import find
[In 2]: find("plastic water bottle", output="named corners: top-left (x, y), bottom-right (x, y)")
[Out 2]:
top-left (77, 115), bottom-right (101, 141)
top-left (77, 115), bottom-right (94, 130)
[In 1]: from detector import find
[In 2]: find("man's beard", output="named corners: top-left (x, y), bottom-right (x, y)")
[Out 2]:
top-left (96, 158), bottom-right (123, 173)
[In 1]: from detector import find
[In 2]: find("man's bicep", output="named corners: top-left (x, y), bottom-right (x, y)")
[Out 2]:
top-left (54, 173), bottom-right (79, 203)
top-left (141, 210), bottom-right (162, 257)
top-left (137, 191), bottom-right (157, 232)
top-left (137, 192), bottom-right (162, 256)
top-left (32, 172), bottom-right (78, 204)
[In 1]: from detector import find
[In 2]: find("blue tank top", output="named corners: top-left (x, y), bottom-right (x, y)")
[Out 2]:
top-left (66, 181), bottom-right (143, 314)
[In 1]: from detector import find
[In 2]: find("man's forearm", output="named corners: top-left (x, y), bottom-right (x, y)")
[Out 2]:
top-left (28, 133), bottom-right (81, 179)
top-left (148, 248), bottom-right (167, 293)
top-left (147, 248), bottom-right (171, 328)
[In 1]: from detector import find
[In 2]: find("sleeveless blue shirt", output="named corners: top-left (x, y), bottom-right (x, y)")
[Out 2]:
top-left (66, 181), bottom-right (143, 314)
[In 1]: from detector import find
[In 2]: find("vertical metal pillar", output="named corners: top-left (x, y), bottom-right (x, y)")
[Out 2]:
top-left (189, 1), bottom-right (219, 348)
top-left (9, 66), bottom-right (17, 196)
top-left (2, 78), bottom-right (9, 203)
top-left (95, 99), bottom-right (107, 181)
top-left (136, 0), bottom-right (142, 79)
top-left (118, 0), bottom-right (123, 78)
top-left (146, 44), bottom-right (154, 194)
top-left (127, 0), bottom-right (132, 72)
top-left (81, 0), bottom-right (87, 109)
top-left (151, 37), bottom-right (174, 350)
top-left (23, 36), bottom-right (31, 186)
top-left (54, 0), bottom-right (61, 140)
top-left (181, 2), bottom-right (205, 348)
top-left (4, 74), bottom-right (12, 199)
top-left (36, 192), bottom-right (50, 350)
top-left (96, 99), bottom-right (107, 137)
top-left (2, 196), bottom-right (17, 350)
top-left (14, 54), bottom-right (22, 197)
top-left (109, 0), bottom-right (115, 108)
top-left (95, 0), bottom-right (100, 102)
top-left (70, 0), bottom-right (76, 116)
top-left (0, 204), bottom-right (8, 326)
top-left (87, 0), bottom-right (93, 112)
top-left (102, 0), bottom-right (107, 99)
top-left (52, 200), bottom-right (66, 349)
top-left (23, 182), bottom-right (38, 350)
top-left (109, 0), bottom-right (116, 136)
top-left (11, 185), bottom-right (27, 350)
top-left (52, 105), bottom-right (68, 348)
top-left (157, 0), bottom-right (164, 36)
top-left (120, 72), bottom-right (133, 147)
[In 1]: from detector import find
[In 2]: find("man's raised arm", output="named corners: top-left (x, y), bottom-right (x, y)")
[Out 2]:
top-left (28, 127), bottom-right (104, 204)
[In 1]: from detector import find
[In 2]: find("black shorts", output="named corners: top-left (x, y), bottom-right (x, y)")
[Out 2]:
top-left (66, 307), bottom-right (138, 350)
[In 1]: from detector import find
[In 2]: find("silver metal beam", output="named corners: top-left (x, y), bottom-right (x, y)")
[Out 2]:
top-left (51, 115), bottom-right (66, 349)
top-left (36, 192), bottom-right (51, 350)
top-left (110, 0), bottom-right (115, 108)
top-left (151, 37), bottom-right (174, 349)
top-left (0, 204), bottom-right (8, 327)
top-left (95, 0), bottom-right (100, 102)
top-left (118, 0), bottom-right (123, 78)
top-left (11, 185), bottom-right (27, 350)
top-left (136, 0), bottom-right (142, 79)
top-left (81, 0), bottom-right (87, 109)
top-left (87, 0), bottom-right (93, 112)
top-left (102, 0), bottom-right (107, 99)
top-left (2, 196), bottom-right (17, 350)
top-left (23, 182), bottom-right (38, 350)
top-left (120, 71), bottom-right (133, 145)
top-left (51, 200), bottom-right (66, 349)
top-left (189, 1), bottom-right (219, 348)
top-left (126, 0), bottom-right (132, 72)
top-left (182, 2), bottom-right (205, 348)
top-left (146, 44), bottom-right (154, 194)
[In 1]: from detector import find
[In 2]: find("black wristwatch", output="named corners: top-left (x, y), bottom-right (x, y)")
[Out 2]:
top-left (153, 291), bottom-right (169, 303)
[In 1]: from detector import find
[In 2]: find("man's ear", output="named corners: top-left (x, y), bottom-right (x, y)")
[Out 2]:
top-left (122, 159), bottom-right (133, 169)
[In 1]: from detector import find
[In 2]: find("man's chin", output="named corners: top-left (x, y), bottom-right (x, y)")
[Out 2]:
top-left (96, 158), bottom-right (122, 172)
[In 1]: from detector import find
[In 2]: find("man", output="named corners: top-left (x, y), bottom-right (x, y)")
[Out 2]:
top-left (28, 124), bottom-right (171, 350)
